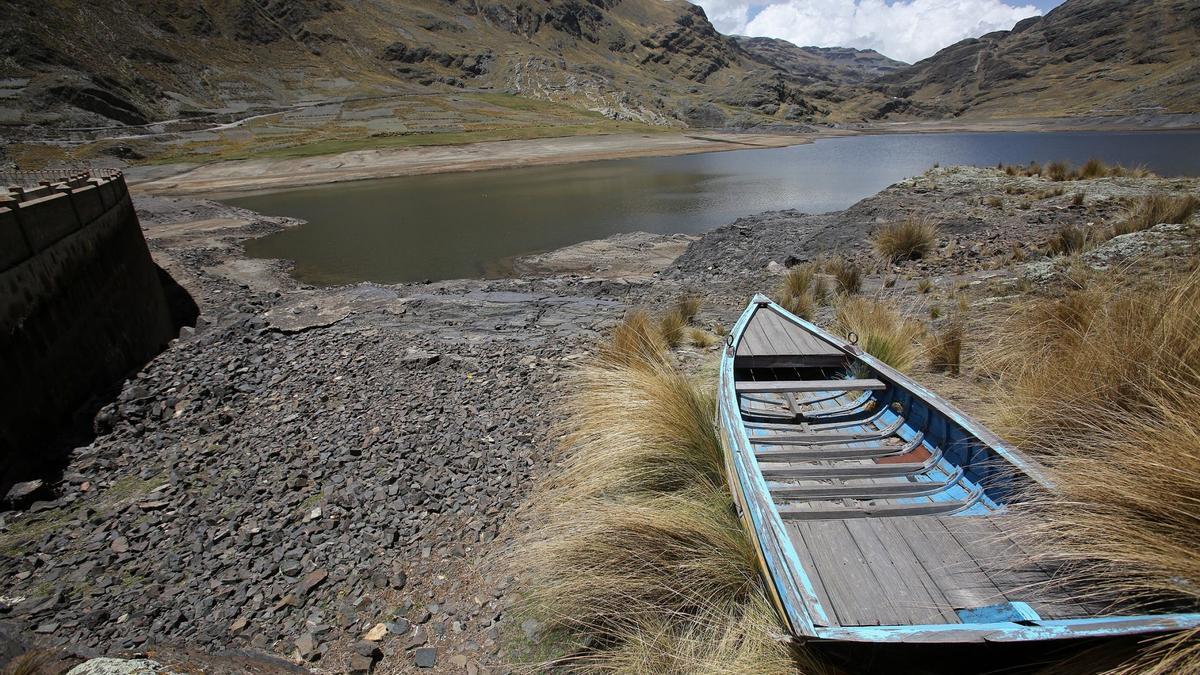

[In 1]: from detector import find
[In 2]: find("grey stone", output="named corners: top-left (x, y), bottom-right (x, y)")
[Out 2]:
top-left (414, 647), bottom-right (438, 668)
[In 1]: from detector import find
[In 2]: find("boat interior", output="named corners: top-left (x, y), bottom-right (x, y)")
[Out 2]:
top-left (728, 300), bottom-right (1101, 633)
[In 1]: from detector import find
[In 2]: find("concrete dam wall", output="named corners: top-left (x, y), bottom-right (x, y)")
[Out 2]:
top-left (0, 173), bottom-right (177, 466)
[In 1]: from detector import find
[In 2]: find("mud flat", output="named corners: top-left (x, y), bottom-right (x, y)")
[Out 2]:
top-left (129, 132), bottom-right (818, 196)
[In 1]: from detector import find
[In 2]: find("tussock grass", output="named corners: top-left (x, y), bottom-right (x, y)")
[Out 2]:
top-left (986, 195), bottom-right (1004, 208)
top-left (659, 296), bottom-right (703, 348)
top-left (1112, 193), bottom-right (1200, 237)
top-left (1045, 160), bottom-right (1071, 182)
top-left (825, 257), bottom-right (861, 295)
top-left (1072, 191), bottom-right (1086, 206)
top-left (600, 309), bottom-right (671, 371)
top-left (833, 297), bottom-right (924, 372)
top-left (991, 272), bottom-right (1200, 673)
top-left (916, 278), bottom-right (933, 294)
top-left (2, 650), bottom-right (54, 675)
top-left (688, 327), bottom-right (721, 348)
top-left (778, 264), bottom-right (823, 320)
top-left (674, 295), bottom-right (702, 323)
top-left (507, 312), bottom-right (821, 673)
top-left (998, 159), bottom-right (1155, 181)
top-left (986, 271), bottom-right (1200, 450)
top-left (926, 319), bottom-right (964, 375)
top-left (780, 291), bottom-right (815, 320)
top-left (873, 217), bottom-right (938, 263)
top-left (1046, 223), bottom-right (1093, 256)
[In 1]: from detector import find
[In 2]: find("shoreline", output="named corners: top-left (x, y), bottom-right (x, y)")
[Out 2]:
top-left (126, 114), bottom-right (1200, 198)
top-left (129, 132), bottom-right (821, 197)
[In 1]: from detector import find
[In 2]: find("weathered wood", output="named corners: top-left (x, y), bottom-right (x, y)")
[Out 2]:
top-left (759, 447), bottom-right (944, 478)
top-left (889, 517), bottom-right (1008, 612)
top-left (736, 378), bottom-right (886, 394)
top-left (749, 417), bottom-right (905, 445)
top-left (798, 520), bottom-right (897, 626)
top-left (777, 485), bottom-right (982, 520)
top-left (769, 468), bottom-right (963, 499)
top-left (756, 432), bottom-right (924, 461)
top-left (844, 519), bottom-right (954, 626)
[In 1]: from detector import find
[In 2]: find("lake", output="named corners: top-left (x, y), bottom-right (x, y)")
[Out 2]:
top-left (229, 130), bottom-right (1200, 285)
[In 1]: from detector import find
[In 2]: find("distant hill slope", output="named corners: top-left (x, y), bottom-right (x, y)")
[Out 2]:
top-left (735, 37), bottom-right (906, 84)
top-left (871, 0), bottom-right (1200, 119)
top-left (0, 0), bottom-right (1195, 145)
top-left (0, 0), bottom-right (875, 132)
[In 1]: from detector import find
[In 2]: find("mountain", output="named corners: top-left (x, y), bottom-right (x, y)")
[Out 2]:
top-left (871, 0), bottom-right (1200, 119)
top-left (0, 0), bottom-right (1196, 158)
top-left (735, 38), bottom-right (906, 85)
top-left (0, 0), bottom-right (872, 134)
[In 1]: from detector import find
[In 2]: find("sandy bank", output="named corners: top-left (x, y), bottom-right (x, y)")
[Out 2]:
top-left (130, 132), bottom-right (817, 196)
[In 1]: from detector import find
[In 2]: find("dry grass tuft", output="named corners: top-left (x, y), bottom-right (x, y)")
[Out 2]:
top-left (780, 291), bottom-right (815, 320)
top-left (1046, 223), bottom-right (1092, 256)
top-left (1, 651), bottom-right (55, 675)
top-left (506, 313), bottom-right (825, 673)
top-left (986, 195), bottom-right (1004, 208)
top-left (992, 272), bottom-right (1200, 674)
top-left (1072, 191), bottom-right (1086, 206)
top-left (1112, 193), bottom-right (1200, 237)
top-left (873, 217), bottom-right (939, 263)
top-left (777, 265), bottom-right (823, 319)
top-left (825, 257), bottom-right (862, 295)
top-left (916, 278), bottom-right (933, 294)
top-left (998, 159), bottom-right (1155, 181)
top-left (1045, 160), bottom-right (1071, 181)
top-left (659, 310), bottom-right (688, 348)
top-left (688, 327), bottom-right (721, 348)
top-left (833, 297), bottom-right (924, 372)
top-left (674, 295), bottom-right (702, 323)
top-left (926, 318), bottom-right (964, 375)
top-left (986, 271), bottom-right (1200, 451)
top-left (600, 309), bottom-right (671, 371)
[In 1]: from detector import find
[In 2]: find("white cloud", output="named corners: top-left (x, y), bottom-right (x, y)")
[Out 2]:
top-left (696, 0), bottom-right (1041, 64)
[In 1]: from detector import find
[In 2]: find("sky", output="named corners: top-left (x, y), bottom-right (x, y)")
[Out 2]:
top-left (692, 0), bottom-right (1067, 63)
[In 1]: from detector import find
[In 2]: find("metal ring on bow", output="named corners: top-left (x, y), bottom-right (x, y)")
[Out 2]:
top-left (847, 331), bottom-right (859, 345)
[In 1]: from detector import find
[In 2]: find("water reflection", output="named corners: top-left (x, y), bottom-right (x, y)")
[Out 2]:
top-left (230, 131), bottom-right (1200, 285)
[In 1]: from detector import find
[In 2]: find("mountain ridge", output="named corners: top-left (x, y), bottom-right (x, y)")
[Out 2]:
top-left (0, 0), bottom-right (1196, 164)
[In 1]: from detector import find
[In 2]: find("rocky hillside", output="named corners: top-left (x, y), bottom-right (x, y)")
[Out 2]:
top-left (0, 0), bottom-right (861, 133)
top-left (1, 0), bottom-right (1195, 145)
top-left (872, 0), bottom-right (1200, 119)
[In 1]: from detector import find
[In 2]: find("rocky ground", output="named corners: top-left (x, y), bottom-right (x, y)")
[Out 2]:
top-left (1, 166), bottom-right (1197, 674)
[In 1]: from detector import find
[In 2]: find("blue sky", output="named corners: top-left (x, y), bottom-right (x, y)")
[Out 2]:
top-left (695, 0), bottom-right (1069, 63)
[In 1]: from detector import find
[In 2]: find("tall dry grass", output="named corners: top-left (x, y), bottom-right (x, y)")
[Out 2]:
top-left (778, 264), bottom-right (824, 319)
top-left (986, 272), bottom-right (1200, 448)
top-left (1046, 223), bottom-right (1093, 256)
top-left (506, 311), bottom-right (823, 673)
top-left (990, 272), bottom-right (1200, 673)
top-left (998, 159), bottom-right (1155, 181)
top-left (873, 217), bottom-right (938, 263)
top-left (599, 309), bottom-right (671, 372)
top-left (833, 297), bottom-right (924, 372)
top-left (926, 319), bottom-right (964, 376)
top-left (1112, 193), bottom-right (1200, 237)
top-left (825, 257), bottom-right (862, 295)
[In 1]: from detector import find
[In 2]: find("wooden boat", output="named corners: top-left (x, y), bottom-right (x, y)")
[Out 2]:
top-left (718, 295), bottom-right (1200, 643)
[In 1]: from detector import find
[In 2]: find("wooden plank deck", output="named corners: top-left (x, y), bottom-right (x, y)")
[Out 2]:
top-left (783, 515), bottom-right (1093, 628)
top-left (737, 306), bottom-right (844, 358)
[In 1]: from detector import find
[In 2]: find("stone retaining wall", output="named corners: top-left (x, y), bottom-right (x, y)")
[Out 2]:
top-left (0, 174), bottom-right (176, 464)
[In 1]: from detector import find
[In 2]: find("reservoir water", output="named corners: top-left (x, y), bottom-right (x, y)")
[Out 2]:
top-left (229, 130), bottom-right (1200, 285)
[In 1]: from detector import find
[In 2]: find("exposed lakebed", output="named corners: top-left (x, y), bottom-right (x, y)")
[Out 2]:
top-left (229, 130), bottom-right (1200, 285)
